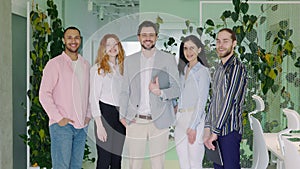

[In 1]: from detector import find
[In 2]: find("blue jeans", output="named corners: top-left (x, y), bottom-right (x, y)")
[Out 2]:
top-left (49, 123), bottom-right (88, 169)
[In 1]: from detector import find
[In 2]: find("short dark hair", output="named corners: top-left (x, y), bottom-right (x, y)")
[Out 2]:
top-left (218, 28), bottom-right (236, 41)
top-left (137, 21), bottom-right (158, 35)
top-left (64, 26), bottom-right (81, 37)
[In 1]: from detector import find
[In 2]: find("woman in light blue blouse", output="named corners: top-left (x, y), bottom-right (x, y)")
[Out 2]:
top-left (175, 35), bottom-right (211, 169)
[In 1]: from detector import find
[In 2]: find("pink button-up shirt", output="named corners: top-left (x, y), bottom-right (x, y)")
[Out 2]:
top-left (39, 52), bottom-right (91, 129)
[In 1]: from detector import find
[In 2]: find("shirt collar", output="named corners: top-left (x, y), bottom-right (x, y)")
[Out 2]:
top-left (221, 55), bottom-right (236, 68)
top-left (185, 62), bottom-right (202, 73)
top-left (62, 51), bottom-right (83, 63)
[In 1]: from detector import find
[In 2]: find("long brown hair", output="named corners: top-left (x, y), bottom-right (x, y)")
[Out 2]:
top-left (95, 34), bottom-right (125, 75)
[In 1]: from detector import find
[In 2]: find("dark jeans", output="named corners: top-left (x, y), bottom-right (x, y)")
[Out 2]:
top-left (214, 131), bottom-right (242, 169)
top-left (95, 101), bottom-right (126, 169)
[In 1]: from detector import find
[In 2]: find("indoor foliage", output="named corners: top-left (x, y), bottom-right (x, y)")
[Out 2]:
top-left (199, 0), bottom-right (298, 167)
top-left (161, 0), bottom-right (299, 167)
top-left (20, 0), bottom-right (94, 168)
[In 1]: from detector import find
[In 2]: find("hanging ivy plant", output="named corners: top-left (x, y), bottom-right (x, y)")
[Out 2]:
top-left (20, 0), bottom-right (95, 168)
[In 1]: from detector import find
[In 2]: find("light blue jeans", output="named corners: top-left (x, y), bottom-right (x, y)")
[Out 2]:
top-left (49, 123), bottom-right (87, 169)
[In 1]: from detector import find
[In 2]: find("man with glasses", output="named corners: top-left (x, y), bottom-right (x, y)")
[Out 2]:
top-left (39, 26), bottom-right (91, 169)
top-left (119, 20), bottom-right (180, 169)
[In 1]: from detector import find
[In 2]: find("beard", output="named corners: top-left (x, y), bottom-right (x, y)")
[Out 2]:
top-left (141, 40), bottom-right (156, 50)
top-left (218, 45), bottom-right (234, 58)
top-left (65, 45), bottom-right (79, 53)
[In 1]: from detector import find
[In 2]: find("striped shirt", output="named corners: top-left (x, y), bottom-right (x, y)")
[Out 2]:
top-left (205, 55), bottom-right (247, 136)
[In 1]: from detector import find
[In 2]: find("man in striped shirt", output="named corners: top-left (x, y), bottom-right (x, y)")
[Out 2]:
top-left (204, 28), bottom-right (247, 169)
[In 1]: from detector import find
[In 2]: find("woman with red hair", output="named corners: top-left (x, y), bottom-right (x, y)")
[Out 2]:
top-left (89, 34), bottom-right (125, 169)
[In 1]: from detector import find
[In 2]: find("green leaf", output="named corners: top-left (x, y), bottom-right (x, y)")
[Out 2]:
top-left (185, 20), bottom-right (190, 27)
top-left (233, 26), bottom-right (245, 45)
top-left (249, 42), bottom-right (258, 53)
top-left (156, 16), bottom-right (163, 24)
top-left (204, 39), bottom-right (210, 45)
top-left (262, 77), bottom-right (275, 94)
top-left (249, 15), bottom-right (258, 24)
top-left (284, 40), bottom-right (294, 52)
top-left (240, 2), bottom-right (249, 14)
top-left (243, 15), bottom-right (249, 24)
top-left (260, 16), bottom-right (266, 25)
top-left (273, 37), bottom-right (280, 45)
top-left (30, 52), bottom-right (37, 62)
top-left (231, 12), bottom-right (239, 22)
top-left (260, 4), bottom-right (264, 12)
top-left (279, 20), bottom-right (288, 29)
top-left (238, 46), bottom-right (246, 54)
top-left (206, 19), bottom-right (215, 26)
top-left (189, 26), bottom-right (193, 33)
top-left (271, 84), bottom-right (280, 93)
top-left (233, 0), bottom-right (240, 6)
top-left (271, 5), bottom-right (278, 11)
top-left (234, 4), bottom-right (240, 14)
top-left (265, 31), bottom-right (272, 41)
top-left (39, 129), bottom-right (45, 141)
top-left (196, 27), bottom-right (203, 36)
top-left (285, 29), bottom-right (293, 40)
top-left (221, 15), bottom-right (225, 22)
top-left (277, 30), bottom-right (285, 39)
top-left (205, 27), bottom-right (214, 34)
top-left (167, 37), bottom-right (176, 46)
top-left (295, 57), bottom-right (300, 68)
top-left (244, 53), bottom-right (253, 62)
top-left (287, 137), bottom-right (300, 142)
top-left (291, 52), bottom-right (297, 60)
top-left (246, 29), bottom-right (257, 42)
top-left (39, 48), bottom-right (43, 58)
top-left (47, 0), bottom-right (53, 7)
top-left (222, 10), bottom-right (232, 18)
top-left (268, 69), bottom-right (277, 80)
top-left (182, 29), bottom-right (187, 35)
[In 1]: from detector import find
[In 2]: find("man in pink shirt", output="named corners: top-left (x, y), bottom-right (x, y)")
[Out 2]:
top-left (39, 26), bottom-right (91, 169)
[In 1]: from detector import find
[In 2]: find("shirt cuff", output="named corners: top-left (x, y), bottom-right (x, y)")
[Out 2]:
top-left (159, 90), bottom-right (164, 98)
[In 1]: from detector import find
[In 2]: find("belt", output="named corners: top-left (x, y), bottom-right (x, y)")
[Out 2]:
top-left (136, 114), bottom-right (152, 120)
top-left (178, 107), bottom-right (195, 113)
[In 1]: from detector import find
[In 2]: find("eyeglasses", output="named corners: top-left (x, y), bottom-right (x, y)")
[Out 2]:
top-left (139, 33), bottom-right (157, 38)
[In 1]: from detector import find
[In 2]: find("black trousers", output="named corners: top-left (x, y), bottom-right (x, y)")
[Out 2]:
top-left (95, 101), bottom-right (126, 169)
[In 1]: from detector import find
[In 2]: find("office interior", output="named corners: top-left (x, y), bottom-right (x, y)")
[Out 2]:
top-left (1, 0), bottom-right (300, 168)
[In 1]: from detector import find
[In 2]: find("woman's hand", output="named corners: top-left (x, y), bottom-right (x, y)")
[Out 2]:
top-left (97, 125), bottom-right (107, 142)
top-left (187, 128), bottom-right (197, 144)
top-left (95, 117), bottom-right (107, 142)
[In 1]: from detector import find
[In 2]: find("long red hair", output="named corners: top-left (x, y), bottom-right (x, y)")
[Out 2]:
top-left (95, 34), bottom-right (125, 75)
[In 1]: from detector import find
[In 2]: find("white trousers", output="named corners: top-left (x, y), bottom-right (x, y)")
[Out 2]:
top-left (124, 118), bottom-right (169, 169)
top-left (174, 112), bottom-right (205, 169)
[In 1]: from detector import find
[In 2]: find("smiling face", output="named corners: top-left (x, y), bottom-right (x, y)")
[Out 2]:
top-left (105, 37), bottom-right (119, 57)
top-left (63, 29), bottom-right (81, 54)
top-left (216, 30), bottom-right (237, 61)
top-left (183, 40), bottom-right (201, 66)
top-left (138, 27), bottom-right (158, 50)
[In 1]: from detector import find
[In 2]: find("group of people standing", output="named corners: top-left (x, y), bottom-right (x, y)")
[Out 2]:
top-left (39, 20), bottom-right (247, 169)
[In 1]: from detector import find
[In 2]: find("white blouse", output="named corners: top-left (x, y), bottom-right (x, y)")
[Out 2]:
top-left (89, 62), bottom-right (122, 118)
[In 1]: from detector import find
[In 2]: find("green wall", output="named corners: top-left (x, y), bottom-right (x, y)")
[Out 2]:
top-left (140, 0), bottom-right (200, 25)
top-left (12, 14), bottom-right (27, 169)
